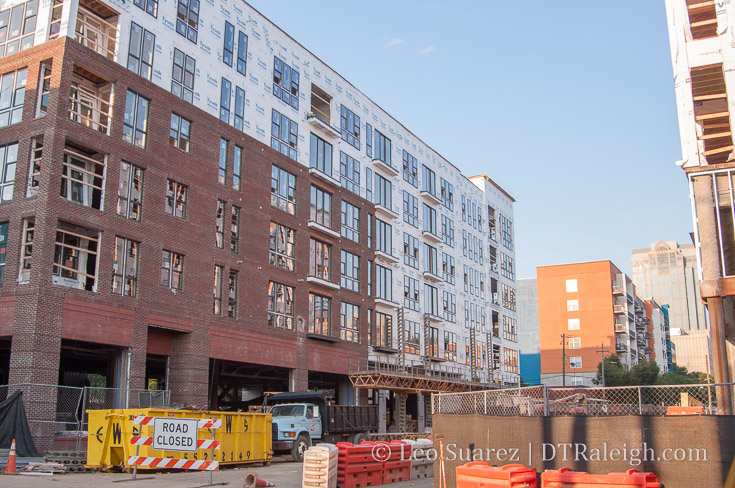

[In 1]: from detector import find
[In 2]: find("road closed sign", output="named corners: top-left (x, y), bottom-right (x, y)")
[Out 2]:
top-left (152, 418), bottom-right (198, 452)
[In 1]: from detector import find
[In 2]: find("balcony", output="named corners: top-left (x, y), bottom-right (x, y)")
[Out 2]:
top-left (612, 285), bottom-right (624, 295)
top-left (309, 167), bottom-right (341, 187)
top-left (69, 68), bottom-right (111, 135)
top-left (375, 297), bottom-right (398, 309)
top-left (375, 249), bottom-right (399, 264)
top-left (613, 305), bottom-right (626, 314)
top-left (421, 230), bottom-right (442, 243)
top-left (375, 203), bottom-right (399, 220)
top-left (75, 0), bottom-right (118, 60)
top-left (616, 343), bottom-right (627, 353)
top-left (614, 323), bottom-right (627, 333)
top-left (373, 158), bottom-right (399, 177)
top-left (423, 271), bottom-right (442, 283)
top-left (306, 275), bottom-right (340, 290)
top-left (308, 220), bottom-right (340, 239)
top-left (419, 190), bottom-right (441, 206)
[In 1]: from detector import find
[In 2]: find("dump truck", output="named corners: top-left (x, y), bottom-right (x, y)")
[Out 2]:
top-left (264, 392), bottom-right (378, 462)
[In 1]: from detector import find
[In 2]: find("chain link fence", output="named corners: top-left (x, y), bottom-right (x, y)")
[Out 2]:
top-left (432, 383), bottom-right (734, 417)
top-left (0, 384), bottom-right (170, 452)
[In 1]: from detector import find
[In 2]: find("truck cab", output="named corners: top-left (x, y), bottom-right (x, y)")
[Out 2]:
top-left (270, 402), bottom-right (323, 461)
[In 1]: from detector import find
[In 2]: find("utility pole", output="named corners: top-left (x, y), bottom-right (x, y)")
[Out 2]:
top-left (596, 343), bottom-right (610, 387)
top-left (561, 334), bottom-right (566, 387)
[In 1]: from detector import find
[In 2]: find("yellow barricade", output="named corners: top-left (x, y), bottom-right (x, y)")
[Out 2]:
top-left (86, 408), bottom-right (272, 471)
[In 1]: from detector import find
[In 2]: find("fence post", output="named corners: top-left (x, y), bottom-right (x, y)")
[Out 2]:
top-left (543, 386), bottom-right (549, 416)
top-left (76, 387), bottom-right (87, 452)
top-left (484, 390), bottom-right (487, 415)
top-left (638, 387), bottom-right (643, 415)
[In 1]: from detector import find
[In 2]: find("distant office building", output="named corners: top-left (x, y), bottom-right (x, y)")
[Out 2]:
top-left (670, 328), bottom-right (712, 375)
top-left (645, 299), bottom-right (674, 373)
top-left (631, 241), bottom-right (706, 331)
top-left (518, 278), bottom-right (540, 385)
top-left (537, 261), bottom-right (650, 387)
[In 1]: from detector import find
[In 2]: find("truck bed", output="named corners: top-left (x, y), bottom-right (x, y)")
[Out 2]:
top-left (325, 405), bottom-right (378, 434)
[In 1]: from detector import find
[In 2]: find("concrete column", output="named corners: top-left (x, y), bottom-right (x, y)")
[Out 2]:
top-left (289, 368), bottom-right (308, 392)
top-left (378, 390), bottom-right (388, 433)
top-left (417, 393), bottom-right (425, 433)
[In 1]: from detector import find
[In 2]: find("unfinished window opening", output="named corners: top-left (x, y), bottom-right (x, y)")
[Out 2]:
top-left (18, 217), bottom-right (33, 284)
top-left (53, 221), bottom-right (99, 292)
top-left (687, 0), bottom-right (718, 40)
top-left (161, 250), bottom-right (183, 290)
top-left (60, 141), bottom-right (106, 210)
top-left (48, 0), bottom-right (63, 39)
top-left (111, 236), bottom-right (139, 297)
top-left (26, 137), bottom-right (41, 197)
top-left (116, 161), bottom-right (143, 221)
top-left (228, 270), bottom-right (237, 318)
top-left (310, 84), bottom-right (331, 125)
top-left (691, 64), bottom-right (733, 165)
top-left (69, 66), bottom-right (111, 135)
top-left (36, 62), bottom-right (51, 116)
top-left (75, 0), bottom-right (118, 60)
top-left (0, 0), bottom-right (38, 58)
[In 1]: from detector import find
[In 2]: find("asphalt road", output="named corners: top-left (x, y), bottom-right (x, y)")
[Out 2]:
top-left (3, 457), bottom-right (436, 487)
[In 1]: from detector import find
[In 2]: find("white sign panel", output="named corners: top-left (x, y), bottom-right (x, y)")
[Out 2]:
top-left (152, 418), bottom-right (198, 452)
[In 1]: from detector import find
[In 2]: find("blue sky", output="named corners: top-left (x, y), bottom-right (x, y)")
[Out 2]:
top-left (248, 1), bottom-right (689, 279)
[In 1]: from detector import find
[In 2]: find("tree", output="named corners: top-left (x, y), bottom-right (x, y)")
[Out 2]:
top-left (657, 364), bottom-right (711, 385)
top-left (593, 354), bottom-right (633, 386)
top-left (631, 360), bottom-right (660, 385)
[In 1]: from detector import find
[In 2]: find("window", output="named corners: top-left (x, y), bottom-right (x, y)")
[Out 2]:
top-left (309, 238), bottom-right (331, 281)
top-left (0, 68), bottom-right (26, 127)
top-left (212, 265), bottom-right (223, 315)
top-left (176, 0), bottom-right (198, 43)
top-left (123, 90), bottom-right (149, 148)
top-left (403, 233), bottom-right (419, 269)
top-left (402, 150), bottom-right (418, 187)
top-left (502, 283), bottom-right (516, 312)
top-left (373, 129), bottom-right (392, 168)
top-left (0, 142), bottom-right (16, 202)
top-left (568, 318), bottom-right (580, 331)
top-left (428, 326), bottom-right (439, 357)
top-left (422, 204), bottom-right (437, 236)
top-left (0, 222), bottom-right (6, 284)
top-left (220, 77), bottom-right (231, 123)
top-left (310, 186), bottom-right (332, 228)
top-left (223, 21), bottom-right (234, 66)
top-left (440, 178), bottom-right (454, 210)
top-left (234, 87), bottom-right (245, 131)
top-left (376, 264), bottom-right (392, 301)
top-left (0, 1), bottom-right (36, 57)
top-left (505, 349), bottom-right (519, 374)
top-left (53, 221), bottom-right (99, 291)
top-left (376, 311), bottom-right (392, 348)
top-left (404, 276), bottom-right (419, 311)
top-left (403, 191), bottom-right (418, 227)
top-left (565, 279), bottom-right (578, 293)
top-left (161, 250), bottom-right (183, 290)
top-left (501, 253), bottom-right (515, 281)
top-left (171, 49), bottom-right (194, 103)
top-left (267, 281), bottom-right (294, 329)
top-left (215, 200), bottom-right (225, 248)
top-left (273, 56), bottom-right (299, 109)
top-left (133, 0), bottom-right (157, 16)
top-left (374, 173), bottom-right (392, 209)
top-left (570, 356), bottom-right (582, 369)
top-left (340, 105), bottom-right (360, 149)
top-left (366, 123), bottom-right (373, 157)
top-left (340, 250), bottom-right (359, 291)
top-left (60, 143), bottom-right (105, 210)
top-left (271, 165), bottom-right (296, 214)
top-left (567, 299), bottom-right (579, 312)
top-left (165, 180), bottom-right (187, 219)
top-left (340, 302), bottom-right (360, 343)
top-left (425, 284), bottom-right (439, 316)
top-left (237, 31), bottom-right (248, 75)
top-left (421, 165), bottom-right (436, 196)
top-left (48, 0), bottom-right (62, 39)
top-left (70, 72), bottom-right (109, 134)
top-left (128, 23), bottom-right (154, 80)
top-left (339, 152), bottom-right (360, 193)
top-left (501, 215), bottom-right (513, 250)
top-left (442, 253), bottom-right (455, 284)
top-left (424, 243), bottom-right (438, 276)
top-left (233, 146), bottom-right (242, 190)
top-left (503, 316), bottom-right (517, 342)
top-left (226, 269), bottom-right (238, 318)
top-left (230, 206), bottom-right (240, 253)
top-left (367, 260), bottom-right (372, 296)
top-left (169, 113), bottom-right (191, 152)
top-left (442, 291), bottom-right (456, 322)
top-left (117, 162), bottom-right (143, 221)
top-left (376, 219), bottom-right (392, 255)
top-left (36, 63), bottom-right (51, 116)
top-left (271, 109), bottom-right (298, 160)
top-left (444, 331), bottom-right (457, 362)
top-left (218, 138), bottom-right (228, 185)
top-left (111, 237), bottom-right (139, 297)
top-left (340, 201), bottom-right (359, 242)
top-left (309, 294), bottom-right (331, 336)
top-left (310, 133), bottom-right (333, 177)
top-left (441, 215), bottom-right (454, 247)
top-left (367, 213), bottom-right (373, 249)
top-left (269, 222), bottom-right (295, 271)
top-left (569, 337), bottom-right (581, 350)
top-left (18, 218), bottom-right (32, 283)
top-left (405, 320), bottom-right (420, 355)
top-left (365, 167), bottom-right (372, 202)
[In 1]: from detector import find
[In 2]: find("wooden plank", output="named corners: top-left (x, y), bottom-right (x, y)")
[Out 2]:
top-left (691, 19), bottom-right (718, 28)
top-left (688, 0), bottom-right (715, 10)
top-left (694, 93), bottom-right (727, 101)
top-left (696, 111), bottom-right (730, 121)
top-left (703, 145), bottom-right (734, 156)
top-left (699, 131), bottom-right (732, 140)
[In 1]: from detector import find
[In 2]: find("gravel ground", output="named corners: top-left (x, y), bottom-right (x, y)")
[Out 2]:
top-left (3, 457), bottom-right (436, 488)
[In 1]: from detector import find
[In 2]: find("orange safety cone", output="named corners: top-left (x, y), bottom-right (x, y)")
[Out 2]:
top-left (255, 479), bottom-right (275, 487)
top-left (4, 438), bottom-right (16, 475)
top-left (243, 473), bottom-right (276, 487)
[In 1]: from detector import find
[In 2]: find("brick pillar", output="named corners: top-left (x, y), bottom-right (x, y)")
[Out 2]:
top-left (127, 312), bottom-right (149, 394)
top-left (290, 315), bottom-right (308, 392)
top-left (168, 327), bottom-right (209, 408)
top-left (9, 292), bottom-right (64, 452)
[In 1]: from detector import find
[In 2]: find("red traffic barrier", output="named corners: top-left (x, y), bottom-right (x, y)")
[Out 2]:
top-left (541, 468), bottom-right (661, 487)
top-left (456, 462), bottom-right (537, 488)
top-left (383, 459), bottom-right (411, 484)
top-left (336, 442), bottom-right (383, 488)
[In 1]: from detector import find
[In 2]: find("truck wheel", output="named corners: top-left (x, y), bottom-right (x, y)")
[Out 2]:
top-left (291, 434), bottom-right (311, 462)
top-left (352, 433), bottom-right (367, 445)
